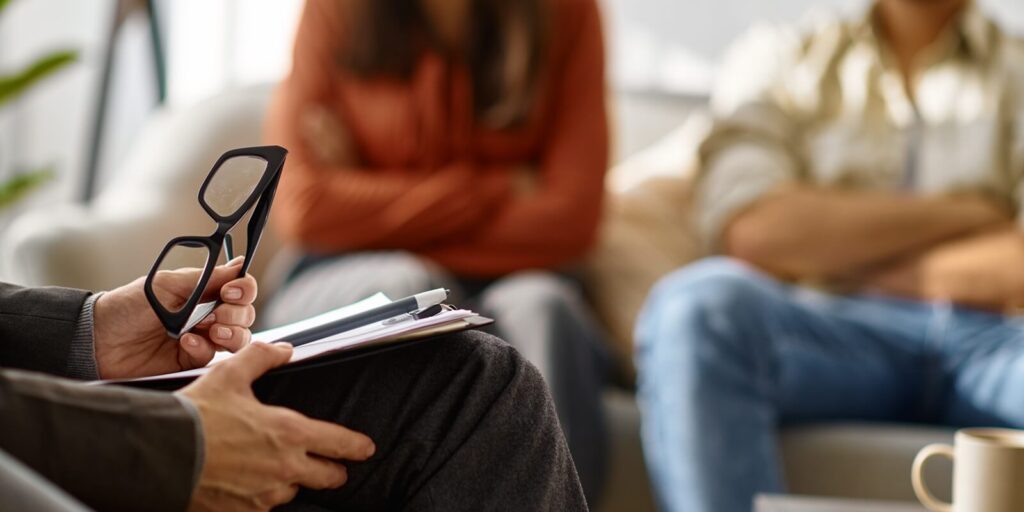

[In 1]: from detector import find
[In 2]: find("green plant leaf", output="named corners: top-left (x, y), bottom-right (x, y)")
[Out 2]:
top-left (0, 168), bottom-right (53, 210)
top-left (0, 50), bottom-right (78, 106)
top-left (0, 0), bottom-right (10, 15)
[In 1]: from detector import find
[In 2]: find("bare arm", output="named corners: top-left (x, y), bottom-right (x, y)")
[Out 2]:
top-left (864, 226), bottom-right (1024, 311)
top-left (724, 187), bottom-right (1009, 279)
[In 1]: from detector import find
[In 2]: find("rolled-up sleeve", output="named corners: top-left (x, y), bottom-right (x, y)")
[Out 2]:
top-left (695, 24), bottom-right (805, 251)
top-left (1012, 99), bottom-right (1024, 227)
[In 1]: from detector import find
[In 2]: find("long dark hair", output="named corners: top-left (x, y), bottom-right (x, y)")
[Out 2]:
top-left (343, 0), bottom-right (548, 128)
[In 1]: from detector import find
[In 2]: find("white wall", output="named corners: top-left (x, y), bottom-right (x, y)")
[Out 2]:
top-left (2, 0), bottom-right (1024, 223)
top-left (47, 0), bottom-right (1024, 121)
top-left (602, 0), bottom-right (1024, 95)
top-left (0, 0), bottom-right (160, 217)
top-left (0, 0), bottom-right (108, 210)
top-left (164, 0), bottom-right (303, 107)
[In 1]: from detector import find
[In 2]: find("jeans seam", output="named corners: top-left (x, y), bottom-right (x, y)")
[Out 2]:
top-left (920, 301), bottom-right (952, 422)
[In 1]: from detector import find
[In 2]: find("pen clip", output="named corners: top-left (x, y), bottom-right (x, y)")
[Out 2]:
top-left (381, 304), bottom-right (451, 326)
top-left (413, 304), bottom-right (448, 319)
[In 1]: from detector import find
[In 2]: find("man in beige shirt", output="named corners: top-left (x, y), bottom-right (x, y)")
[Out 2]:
top-left (635, 1), bottom-right (1024, 511)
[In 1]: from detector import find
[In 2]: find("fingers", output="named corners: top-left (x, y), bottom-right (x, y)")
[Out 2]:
top-left (256, 484), bottom-right (299, 510)
top-left (293, 456), bottom-right (348, 490)
top-left (215, 342), bottom-right (292, 385)
top-left (205, 303), bottom-right (256, 328)
top-left (207, 324), bottom-right (252, 352)
top-left (220, 275), bottom-right (258, 305)
top-left (197, 303), bottom-right (255, 352)
top-left (197, 257), bottom-right (256, 303)
top-left (179, 333), bottom-right (217, 367)
top-left (302, 418), bottom-right (376, 461)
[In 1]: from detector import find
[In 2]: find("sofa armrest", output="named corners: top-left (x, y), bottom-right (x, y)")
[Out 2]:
top-left (1, 85), bottom-right (286, 295)
top-left (0, 200), bottom-right (197, 291)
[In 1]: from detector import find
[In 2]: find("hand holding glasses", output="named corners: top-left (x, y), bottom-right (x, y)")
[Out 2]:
top-left (145, 145), bottom-right (287, 339)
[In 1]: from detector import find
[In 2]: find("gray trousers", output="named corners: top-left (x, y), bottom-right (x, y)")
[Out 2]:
top-left (265, 252), bottom-right (611, 506)
top-left (0, 449), bottom-right (90, 512)
top-left (2, 332), bottom-right (586, 511)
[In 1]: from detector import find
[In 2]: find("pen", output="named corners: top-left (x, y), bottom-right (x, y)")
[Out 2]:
top-left (281, 288), bottom-right (450, 347)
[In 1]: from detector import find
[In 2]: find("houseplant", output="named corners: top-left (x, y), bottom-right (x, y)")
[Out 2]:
top-left (0, 0), bottom-right (77, 209)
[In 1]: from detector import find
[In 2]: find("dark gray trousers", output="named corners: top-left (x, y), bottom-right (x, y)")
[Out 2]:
top-left (1, 332), bottom-right (584, 511)
top-left (265, 252), bottom-right (610, 505)
top-left (259, 331), bottom-right (587, 511)
top-left (0, 449), bottom-right (90, 512)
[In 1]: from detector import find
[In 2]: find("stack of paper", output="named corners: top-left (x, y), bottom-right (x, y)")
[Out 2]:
top-left (104, 294), bottom-right (491, 384)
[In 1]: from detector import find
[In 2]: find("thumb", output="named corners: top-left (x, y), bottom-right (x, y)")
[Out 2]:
top-left (217, 342), bottom-right (292, 385)
top-left (198, 256), bottom-right (246, 301)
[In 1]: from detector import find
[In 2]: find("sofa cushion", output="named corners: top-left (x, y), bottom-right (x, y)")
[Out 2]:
top-left (780, 424), bottom-right (953, 502)
top-left (586, 113), bottom-right (711, 366)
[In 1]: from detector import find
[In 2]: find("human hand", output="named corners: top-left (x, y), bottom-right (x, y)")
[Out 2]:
top-left (954, 194), bottom-right (1013, 233)
top-left (510, 165), bottom-right (538, 196)
top-left (396, 162), bottom-right (494, 236)
top-left (93, 257), bottom-right (258, 380)
top-left (300, 104), bottom-right (355, 166)
top-left (860, 226), bottom-right (1024, 311)
top-left (180, 342), bottom-right (375, 511)
top-left (857, 258), bottom-right (925, 299)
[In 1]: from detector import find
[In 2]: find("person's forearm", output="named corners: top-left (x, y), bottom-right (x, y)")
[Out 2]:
top-left (724, 187), bottom-right (1009, 279)
top-left (0, 370), bottom-right (199, 512)
top-left (264, 86), bottom-right (511, 252)
top-left (275, 162), bottom-right (511, 251)
top-left (422, 182), bottom-right (603, 275)
top-left (864, 226), bottom-right (1024, 311)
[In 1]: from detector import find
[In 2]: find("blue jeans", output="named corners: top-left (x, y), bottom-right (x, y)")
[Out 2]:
top-left (635, 257), bottom-right (1024, 512)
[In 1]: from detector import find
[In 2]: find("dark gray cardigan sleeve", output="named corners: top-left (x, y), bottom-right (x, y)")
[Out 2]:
top-left (0, 282), bottom-right (90, 376)
top-left (0, 370), bottom-right (199, 512)
top-left (0, 282), bottom-right (200, 511)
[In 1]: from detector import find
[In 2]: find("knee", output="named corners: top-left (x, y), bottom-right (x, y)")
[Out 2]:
top-left (644, 257), bottom-right (776, 311)
top-left (368, 253), bottom-right (447, 294)
top-left (444, 330), bottom-right (551, 405)
top-left (479, 272), bottom-right (583, 320)
top-left (635, 257), bottom-right (779, 359)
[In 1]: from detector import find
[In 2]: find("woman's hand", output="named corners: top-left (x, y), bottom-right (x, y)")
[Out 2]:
top-left (93, 257), bottom-right (259, 380)
top-left (301, 104), bottom-right (355, 166)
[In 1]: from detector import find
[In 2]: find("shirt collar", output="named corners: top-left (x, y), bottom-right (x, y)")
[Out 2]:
top-left (852, 1), bottom-right (993, 62)
top-left (958, 2), bottom-right (993, 58)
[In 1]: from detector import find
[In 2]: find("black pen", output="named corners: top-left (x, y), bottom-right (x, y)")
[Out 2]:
top-left (281, 288), bottom-right (450, 347)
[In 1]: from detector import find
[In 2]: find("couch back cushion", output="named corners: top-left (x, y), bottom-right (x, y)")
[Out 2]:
top-left (585, 113), bottom-right (711, 366)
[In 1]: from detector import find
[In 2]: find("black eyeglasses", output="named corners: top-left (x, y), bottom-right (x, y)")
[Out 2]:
top-left (145, 145), bottom-right (287, 338)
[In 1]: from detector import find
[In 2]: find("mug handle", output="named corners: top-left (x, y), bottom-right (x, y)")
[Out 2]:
top-left (912, 443), bottom-right (954, 512)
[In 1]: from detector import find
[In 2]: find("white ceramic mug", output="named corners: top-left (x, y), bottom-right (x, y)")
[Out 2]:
top-left (912, 428), bottom-right (1024, 512)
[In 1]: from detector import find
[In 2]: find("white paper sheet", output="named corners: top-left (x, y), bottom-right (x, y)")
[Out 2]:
top-left (95, 294), bottom-right (485, 384)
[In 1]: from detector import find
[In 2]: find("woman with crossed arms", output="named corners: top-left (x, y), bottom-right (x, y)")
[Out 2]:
top-left (264, 0), bottom-right (612, 502)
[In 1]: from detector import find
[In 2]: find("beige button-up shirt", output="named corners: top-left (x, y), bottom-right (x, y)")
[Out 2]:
top-left (696, 2), bottom-right (1024, 250)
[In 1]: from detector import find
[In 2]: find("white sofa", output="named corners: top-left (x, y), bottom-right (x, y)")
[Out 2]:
top-left (0, 86), bottom-right (955, 511)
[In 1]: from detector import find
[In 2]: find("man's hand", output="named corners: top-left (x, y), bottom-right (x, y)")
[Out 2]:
top-left (725, 188), bottom-right (1010, 279)
top-left (179, 342), bottom-right (375, 511)
top-left (93, 257), bottom-right (258, 380)
top-left (862, 225), bottom-right (1024, 311)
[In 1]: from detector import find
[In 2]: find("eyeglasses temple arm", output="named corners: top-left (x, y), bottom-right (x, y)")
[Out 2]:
top-left (224, 233), bottom-right (235, 261)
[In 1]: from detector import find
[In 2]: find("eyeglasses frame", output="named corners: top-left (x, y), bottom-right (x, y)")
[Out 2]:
top-left (144, 145), bottom-right (287, 338)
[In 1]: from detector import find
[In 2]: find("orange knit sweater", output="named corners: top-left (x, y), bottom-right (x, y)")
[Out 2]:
top-left (264, 0), bottom-right (608, 277)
